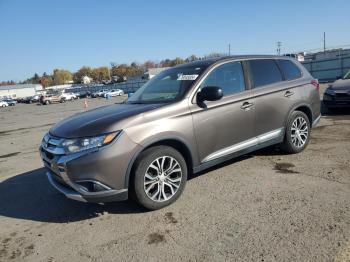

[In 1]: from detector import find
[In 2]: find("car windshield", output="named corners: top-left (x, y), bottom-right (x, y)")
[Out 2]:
top-left (126, 65), bottom-right (206, 104)
top-left (343, 70), bottom-right (350, 79)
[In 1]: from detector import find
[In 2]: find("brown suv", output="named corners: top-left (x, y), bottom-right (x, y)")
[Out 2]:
top-left (40, 55), bottom-right (321, 210)
top-left (40, 92), bottom-right (64, 105)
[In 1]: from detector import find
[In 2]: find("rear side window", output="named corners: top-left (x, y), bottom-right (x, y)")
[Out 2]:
top-left (248, 59), bottom-right (283, 88)
top-left (277, 60), bottom-right (302, 80)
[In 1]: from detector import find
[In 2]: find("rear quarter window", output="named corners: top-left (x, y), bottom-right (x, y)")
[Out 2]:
top-left (277, 59), bottom-right (302, 80)
top-left (248, 59), bottom-right (283, 88)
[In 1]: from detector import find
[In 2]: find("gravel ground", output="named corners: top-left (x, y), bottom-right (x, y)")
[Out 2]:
top-left (0, 87), bottom-right (349, 262)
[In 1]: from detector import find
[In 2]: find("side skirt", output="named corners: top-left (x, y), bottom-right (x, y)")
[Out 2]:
top-left (193, 136), bottom-right (284, 174)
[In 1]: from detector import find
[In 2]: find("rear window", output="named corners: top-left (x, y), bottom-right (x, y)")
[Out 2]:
top-left (277, 60), bottom-right (302, 80)
top-left (248, 59), bottom-right (283, 88)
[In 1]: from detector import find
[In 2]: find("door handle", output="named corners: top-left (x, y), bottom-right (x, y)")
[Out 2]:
top-left (241, 101), bottom-right (254, 110)
top-left (284, 91), bottom-right (294, 97)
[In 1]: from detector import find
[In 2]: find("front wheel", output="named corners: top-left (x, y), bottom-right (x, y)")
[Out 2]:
top-left (131, 146), bottom-right (187, 210)
top-left (281, 111), bottom-right (311, 154)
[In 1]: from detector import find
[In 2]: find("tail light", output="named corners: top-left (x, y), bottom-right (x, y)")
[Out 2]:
top-left (311, 79), bottom-right (319, 91)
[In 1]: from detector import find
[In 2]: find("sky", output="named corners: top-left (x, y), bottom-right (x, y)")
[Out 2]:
top-left (0, 0), bottom-right (350, 82)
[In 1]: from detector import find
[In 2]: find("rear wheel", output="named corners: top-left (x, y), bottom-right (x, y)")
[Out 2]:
top-left (131, 146), bottom-right (187, 210)
top-left (281, 111), bottom-right (311, 154)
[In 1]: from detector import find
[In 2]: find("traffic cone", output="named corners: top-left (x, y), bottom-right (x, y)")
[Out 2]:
top-left (84, 98), bottom-right (88, 109)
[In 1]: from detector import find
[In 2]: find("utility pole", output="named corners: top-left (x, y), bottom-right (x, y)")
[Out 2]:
top-left (276, 41), bottom-right (282, 55)
top-left (228, 44), bottom-right (231, 56)
top-left (323, 32), bottom-right (326, 52)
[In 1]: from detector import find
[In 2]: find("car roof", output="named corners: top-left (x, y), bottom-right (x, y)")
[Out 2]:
top-left (174, 55), bottom-right (292, 69)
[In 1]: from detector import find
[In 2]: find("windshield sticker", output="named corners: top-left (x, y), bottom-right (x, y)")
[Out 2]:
top-left (177, 74), bottom-right (199, 81)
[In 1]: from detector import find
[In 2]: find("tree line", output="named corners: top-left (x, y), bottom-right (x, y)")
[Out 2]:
top-left (1, 53), bottom-right (225, 88)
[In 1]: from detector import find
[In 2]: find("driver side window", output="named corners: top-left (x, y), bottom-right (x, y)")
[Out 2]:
top-left (201, 61), bottom-right (246, 96)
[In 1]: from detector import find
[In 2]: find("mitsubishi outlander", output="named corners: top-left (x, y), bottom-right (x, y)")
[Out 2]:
top-left (40, 56), bottom-right (321, 210)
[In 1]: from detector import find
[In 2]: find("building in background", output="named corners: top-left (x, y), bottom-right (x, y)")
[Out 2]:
top-left (0, 84), bottom-right (43, 99)
top-left (82, 75), bottom-right (93, 84)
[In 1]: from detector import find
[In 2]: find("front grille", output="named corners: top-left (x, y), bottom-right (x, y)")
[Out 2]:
top-left (40, 133), bottom-right (67, 176)
top-left (41, 134), bottom-right (65, 155)
top-left (336, 94), bottom-right (349, 98)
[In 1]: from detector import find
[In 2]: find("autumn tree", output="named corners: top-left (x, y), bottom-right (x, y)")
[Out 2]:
top-left (53, 69), bottom-right (73, 85)
top-left (185, 55), bottom-right (199, 62)
top-left (40, 73), bottom-right (53, 88)
top-left (142, 60), bottom-right (156, 69)
top-left (0, 80), bottom-right (16, 86)
top-left (24, 73), bottom-right (41, 84)
top-left (111, 63), bottom-right (142, 78)
top-left (92, 67), bottom-right (110, 82)
top-left (73, 66), bottom-right (93, 83)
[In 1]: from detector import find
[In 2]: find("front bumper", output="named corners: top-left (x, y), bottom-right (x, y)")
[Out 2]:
top-left (40, 132), bottom-right (141, 203)
top-left (46, 171), bottom-right (128, 203)
top-left (323, 93), bottom-right (350, 108)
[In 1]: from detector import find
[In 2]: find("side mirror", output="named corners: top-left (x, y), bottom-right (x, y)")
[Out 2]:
top-left (197, 86), bottom-right (223, 103)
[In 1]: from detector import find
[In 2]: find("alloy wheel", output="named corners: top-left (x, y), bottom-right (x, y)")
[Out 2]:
top-left (144, 156), bottom-right (182, 202)
top-left (291, 116), bottom-right (308, 148)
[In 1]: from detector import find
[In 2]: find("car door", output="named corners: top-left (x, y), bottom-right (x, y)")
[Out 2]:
top-left (246, 59), bottom-right (304, 138)
top-left (189, 61), bottom-right (255, 163)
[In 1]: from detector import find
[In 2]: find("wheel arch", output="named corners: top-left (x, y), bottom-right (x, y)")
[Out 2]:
top-left (285, 103), bottom-right (313, 127)
top-left (125, 137), bottom-right (195, 188)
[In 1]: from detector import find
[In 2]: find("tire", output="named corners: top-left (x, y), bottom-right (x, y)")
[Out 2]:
top-left (131, 146), bottom-right (187, 210)
top-left (45, 100), bottom-right (50, 105)
top-left (281, 111), bottom-right (311, 154)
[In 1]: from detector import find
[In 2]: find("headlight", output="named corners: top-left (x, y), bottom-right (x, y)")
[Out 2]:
top-left (323, 94), bottom-right (332, 101)
top-left (325, 88), bottom-right (335, 94)
top-left (61, 131), bottom-right (120, 154)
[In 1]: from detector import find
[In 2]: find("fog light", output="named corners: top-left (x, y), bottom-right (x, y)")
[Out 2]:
top-left (76, 181), bottom-right (111, 193)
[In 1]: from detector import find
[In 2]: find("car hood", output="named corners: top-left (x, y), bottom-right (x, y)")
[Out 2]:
top-left (50, 103), bottom-right (164, 138)
top-left (331, 79), bottom-right (350, 90)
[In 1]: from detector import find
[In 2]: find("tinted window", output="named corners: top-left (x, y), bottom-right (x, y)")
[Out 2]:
top-left (201, 61), bottom-right (245, 96)
top-left (248, 59), bottom-right (283, 88)
top-left (127, 65), bottom-right (207, 103)
top-left (277, 60), bottom-right (302, 80)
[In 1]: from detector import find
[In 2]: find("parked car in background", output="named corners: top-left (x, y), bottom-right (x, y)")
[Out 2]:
top-left (0, 100), bottom-right (9, 107)
top-left (22, 96), bottom-right (34, 104)
top-left (40, 93), bottom-right (64, 105)
top-left (77, 91), bottom-right (91, 98)
top-left (40, 55), bottom-right (321, 210)
top-left (112, 76), bottom-right (127, 83)
top-left (104, 89), bottom-right (124, 97)
top-left (61, 92), bottom-right (77, 101)
top-left (3, 98), bottom-right (17, 106)
top-left (91, 89), bottom-right (109, 98)
top-left (102, 80), bottom-right (112, 85)
top-left (323, 69), bottom-right (350, 110)
top-left (30, 95), bottom-right (40, 103)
